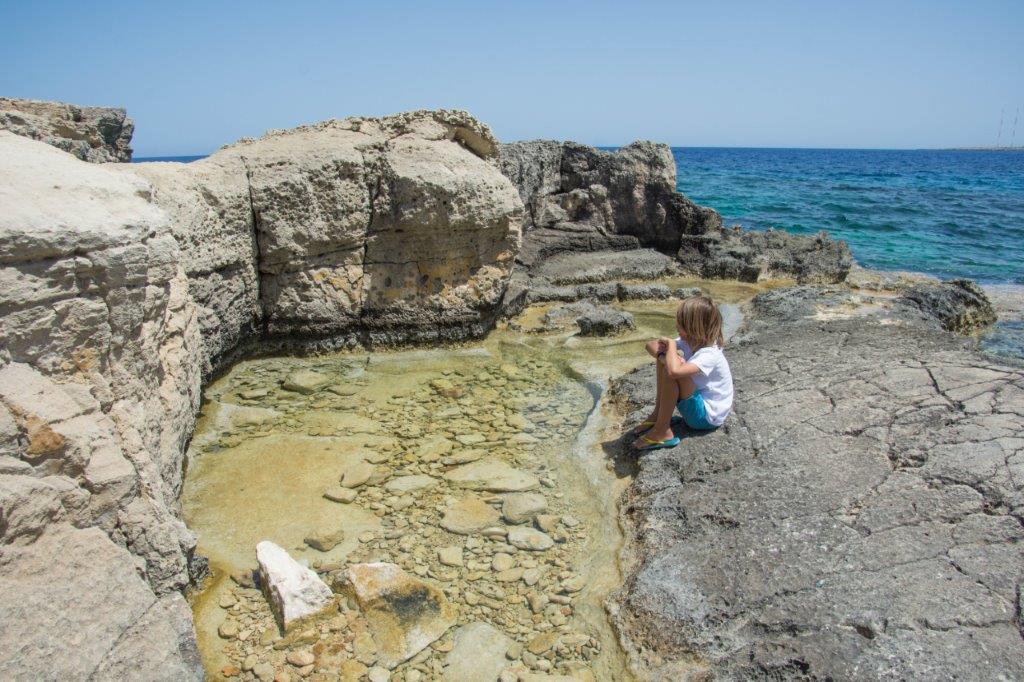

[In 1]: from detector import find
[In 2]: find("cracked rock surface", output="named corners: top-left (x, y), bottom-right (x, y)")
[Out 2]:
top-left (609, 285), bottom-right (1023, 680)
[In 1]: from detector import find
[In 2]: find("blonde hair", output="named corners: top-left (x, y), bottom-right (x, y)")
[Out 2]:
top-left (676, 295), bottom-right (724, 349)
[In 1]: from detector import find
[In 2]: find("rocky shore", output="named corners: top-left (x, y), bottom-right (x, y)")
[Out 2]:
top-left (0, 101), bottom-right (1018, 680)
top-left (609, 283), bottom-right (1022, 679)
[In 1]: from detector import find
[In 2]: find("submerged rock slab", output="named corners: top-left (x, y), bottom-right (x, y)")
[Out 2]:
top-left (609, 285), bottom-right (1024, 679)
top-left (256, 541), bottom-right (334, 630)
top-left (347, 562), bottom-right (456, 669)
top-left (444, 621), bottom-right (515, 682)
top-left (443, 460), bottom-right (540, 492)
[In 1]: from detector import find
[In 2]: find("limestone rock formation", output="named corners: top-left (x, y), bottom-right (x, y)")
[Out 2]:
top-left (236, 111), bottom-right (521, 348)
top-left (575, 304), bottom-right (636, 336)
top-left (608, 284), bottom-right (1022, 679)
top-left (902, 278), bottom-right (997, 333)
top-left (256, 541), bottom-right (334, 630)
top-left (0, 109), bottom-right (522, 679)
top-left (0, 132), bottom-right (203, 679)
top-left (498, 140), bottom-right (852, 304)
top-left (0, 97), bottom-right (133, 162)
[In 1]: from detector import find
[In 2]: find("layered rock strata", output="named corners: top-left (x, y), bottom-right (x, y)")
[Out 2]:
top-left (0, 133), bottom-right (204, 680)
top-left (498, 140), bottom-right (852, 296)
top-left (0, 109), bottom-right (522, 679)
top-left (0, 96), bottom-right (134, 162)
top-left (609, 283), bottom-right (1023, 680)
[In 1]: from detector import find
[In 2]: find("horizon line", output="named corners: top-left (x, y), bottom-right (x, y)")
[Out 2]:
top-left (133, 144), bottom-right (1024, 159)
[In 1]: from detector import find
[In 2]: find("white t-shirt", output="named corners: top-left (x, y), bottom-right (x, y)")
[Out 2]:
top-left (675, 338), bottom-right (734, 426)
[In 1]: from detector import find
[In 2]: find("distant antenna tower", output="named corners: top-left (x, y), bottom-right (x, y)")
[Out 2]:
top-left (996, 108), bottom-right (1004, 148)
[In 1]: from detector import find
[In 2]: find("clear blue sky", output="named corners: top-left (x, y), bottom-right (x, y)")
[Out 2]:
top-left (3, 0), bottom-right (1022, 156)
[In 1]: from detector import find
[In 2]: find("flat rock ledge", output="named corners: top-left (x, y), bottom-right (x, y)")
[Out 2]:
top-left (608, 284), bottom-right (1023, 680)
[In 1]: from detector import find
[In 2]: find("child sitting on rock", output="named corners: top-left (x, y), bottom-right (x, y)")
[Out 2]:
top-left (633, 295), bottom-right (734, 450)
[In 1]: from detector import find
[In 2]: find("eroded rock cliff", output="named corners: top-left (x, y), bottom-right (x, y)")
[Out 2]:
top-left (0, 97), bottom-right (134, 162)
top-left (498, 140), bottom-right (852, 297)
top-left (0, 110), bottom-right (523, 679)
top-left (0, 133), bottom-right (203, 679)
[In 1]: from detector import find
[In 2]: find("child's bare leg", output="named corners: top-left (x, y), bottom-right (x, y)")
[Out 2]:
top-left (634, 342), bottom-right (665, 433)
top-left (634, 362), bottom-right (679, 446)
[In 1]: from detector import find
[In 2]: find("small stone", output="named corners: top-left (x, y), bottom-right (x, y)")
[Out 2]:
top-left (522, 568), bottom-right (542, 586)
top-left (282, 370), bottom-right (330, 394)
top-left (231, 570), bottom-right (256, 588)
top-left (534, 514), bottom-right (560, 533)
top-left (506, 642), bottom-right (523, 659)
top-left (499, 671), bottom-right (518, 682)
top-left (384, 474), bottom-right (438, 494)
top-left (561, 575), bottom-right (586, 593)
top-left (492, 553), bottom-right (515, 572)
top-left (286, 650), bottom-right (315, 667)
top-left (243, 654), bottom-right (258, 671)
top-left (494, 568), bottom-right (525, 582)
top-left (440, 495), bottom-right (501, 535)
top-left (438, 546), bottom-right (464, 567)
top-left (304, 528), bottom-right (345, 552)
top-left (253, 662), bottom-right (276, 681)
top-left (508, 527), bottom-right (554, 551)
top-left (527, 631), bottom-right (560, 655)
top-left (445, 621), bottom-right (515, 682)
top-left (219, 592), bottom-right (238, 608)
top-left (340, 462), bottom-right (376, 488)
top-left (455, 433), bottom-right (486, 445)
top-left (274, 671), bottom-right (291, 682)
top-left (405, 670), bottom-right (423, 682)
top-left (528, 593), bottom-right (548, 614)
top-left (562, 515), bottom-right (581, 528)
top-left (367, 667), bottom-right (390, 682)
top-left (324, 486), bottom-right (358, 503)
top-left (221, 665), bottom-right (241, 677)
top-left (339, 660), bottom-right (368, 682)
top-left (218, 620), bottom-right (239, 639)
top-left (501, 493), bottom-right (547, 524)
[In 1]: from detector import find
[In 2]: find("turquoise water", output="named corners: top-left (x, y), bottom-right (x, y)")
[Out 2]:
top-left (674, 148), bottom-right (1024, 285)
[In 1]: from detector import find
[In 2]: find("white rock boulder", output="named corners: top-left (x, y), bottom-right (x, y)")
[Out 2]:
top-left (256, 541), bottom-right (334, 630)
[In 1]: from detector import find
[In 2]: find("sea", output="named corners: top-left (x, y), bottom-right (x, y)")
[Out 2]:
top-left (672, 148), bottom-right (1024, 362)
top-left (136, 148), bottom-right (1024, 361)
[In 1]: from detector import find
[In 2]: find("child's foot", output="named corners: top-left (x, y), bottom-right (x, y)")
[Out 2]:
top-left (632, 427), bottom-right (678, 451)
top-left (633, 433), bottom-right (682, 451)
top-left (632, 415), bottom-right (682, 436)
top-left (632, 418), bottom-right (657, 435)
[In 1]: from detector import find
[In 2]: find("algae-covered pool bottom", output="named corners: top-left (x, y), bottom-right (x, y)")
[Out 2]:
top-left (181, 283), bottom-right (757, 681)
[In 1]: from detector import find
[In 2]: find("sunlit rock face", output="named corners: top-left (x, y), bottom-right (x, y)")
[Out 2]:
top-left (0, 97), bottom-right (134, 162)
top-left (190, 110), bottom-right (523, 349)
top-left (0, 109), bottom-right (524, 679)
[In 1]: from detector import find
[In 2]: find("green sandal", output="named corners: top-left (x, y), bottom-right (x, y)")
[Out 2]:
top-left (636, 435), bottom-right (682, 451)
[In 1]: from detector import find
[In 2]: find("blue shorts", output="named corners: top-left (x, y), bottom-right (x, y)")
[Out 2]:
top-left (677, 391), bottom-right (718, 430)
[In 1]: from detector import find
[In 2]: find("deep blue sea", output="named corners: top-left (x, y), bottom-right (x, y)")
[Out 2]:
top-left (673, 147), bottom-right (1024, 285)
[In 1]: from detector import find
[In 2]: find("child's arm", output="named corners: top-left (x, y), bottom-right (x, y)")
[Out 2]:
top-left (645, 338), bottom-right (668, 358)
top-left (658, 337), bottom-right (702, 380)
